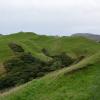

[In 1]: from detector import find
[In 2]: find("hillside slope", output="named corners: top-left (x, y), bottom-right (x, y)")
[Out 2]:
top-left (0, 32), bottom-right (100, 62)
top-left (72, 33), bottom-right (100, 42)
top-left (0, 32), bottom-right (100, 76)
top-left (1, 52), bottom-right (100, 100)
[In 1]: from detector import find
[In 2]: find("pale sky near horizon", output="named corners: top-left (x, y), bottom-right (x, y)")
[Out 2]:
top-left (0, 0), bottom-right (100, 35)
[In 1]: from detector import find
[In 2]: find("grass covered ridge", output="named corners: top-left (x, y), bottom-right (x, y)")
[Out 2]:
top-left (0, 32), bottom-right (100, 100)
top-left (0, 32), bottom-right (99, 66)
top-left (0, 32), bottom-right (100, 63)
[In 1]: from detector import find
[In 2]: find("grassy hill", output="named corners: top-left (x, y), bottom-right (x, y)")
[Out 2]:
top-left (72, 33), bottom-right (100, 42)
top-left (0, 32), bottom-right (99, 75)
top-left (0, 32), bottom-right (100, 62)
top-left (0, 32), bottom-right (100, 100)
top-left (1, 51), bottom-right (100, 100)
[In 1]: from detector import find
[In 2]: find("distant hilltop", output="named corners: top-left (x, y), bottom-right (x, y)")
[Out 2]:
top-left (72, 33), bottom-right (100, 42)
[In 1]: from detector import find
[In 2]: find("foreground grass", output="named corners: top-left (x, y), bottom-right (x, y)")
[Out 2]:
top-left (1, 52), bottom-right (100, 100)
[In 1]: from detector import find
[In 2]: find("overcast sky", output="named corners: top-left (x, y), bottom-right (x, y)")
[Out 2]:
top-left (0, 0), bottom-right (100, 35)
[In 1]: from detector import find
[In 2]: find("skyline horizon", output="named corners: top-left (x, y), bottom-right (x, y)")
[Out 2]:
top-left (1, 31), bottom-right (100, 36)
top-left (0, 0), bottom-right (100, 36)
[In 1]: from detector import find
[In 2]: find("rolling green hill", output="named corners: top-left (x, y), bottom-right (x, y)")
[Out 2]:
top-left (0, 32), bottom-right (100, 62)
top-left (72, 33), bottom-right (100, 42)
top-left (0, 32), bottom-right (100, 100)
top-left (0, 32), bottom-right (100, 75)
top-left (1, 51), bottom-right (100, 100)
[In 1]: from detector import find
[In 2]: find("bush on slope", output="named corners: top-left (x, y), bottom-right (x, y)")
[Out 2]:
top-left (1, 52), bottom-right (100, 100)
top-left (0, 43), bottom-right (73, 91)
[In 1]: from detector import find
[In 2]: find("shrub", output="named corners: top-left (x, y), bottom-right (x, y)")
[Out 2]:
top-left (41, 48), bottom-right (50, 57)
top-left (52, 52), bottom-right (73, 67)
top-left (36, 72), bottom-right (45, 77)
top-left (8, 42), bottom-right (24, 53)
top-left (1, 45), bottom-right (74, 91)
top-left (3, 58), bottom-right (24, 72)
top-left (1, 52), bottom-right (48, 90)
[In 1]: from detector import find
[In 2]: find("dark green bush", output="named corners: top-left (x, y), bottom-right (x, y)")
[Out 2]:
top-left (8, 42), bottom-right (24, 53)
top-left (51, 52), bottom-right (74, 67)
top-left (4, 58), bottom-right (24, 72)
top-left (0, 46), bottom-right (74, 91)
top-left (41, 48), bottom-right (50, 57)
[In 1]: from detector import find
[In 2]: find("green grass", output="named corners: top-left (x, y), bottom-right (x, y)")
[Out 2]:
top-left (0, 32), bottom-right (100, 100)
top-left (1, 52), bottom-right (100, 100)
top-left (0, 32), bottom-right (100, 62)
top-left (0, 32), bottom-right (99, 75)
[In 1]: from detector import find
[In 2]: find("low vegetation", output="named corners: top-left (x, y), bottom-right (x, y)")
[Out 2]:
top-left (0, 43), bottom-right (74, 91)
top-left (0, 32), bottom-right (100, 100)
top-left (1, 51), bottom-right (100, 100)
